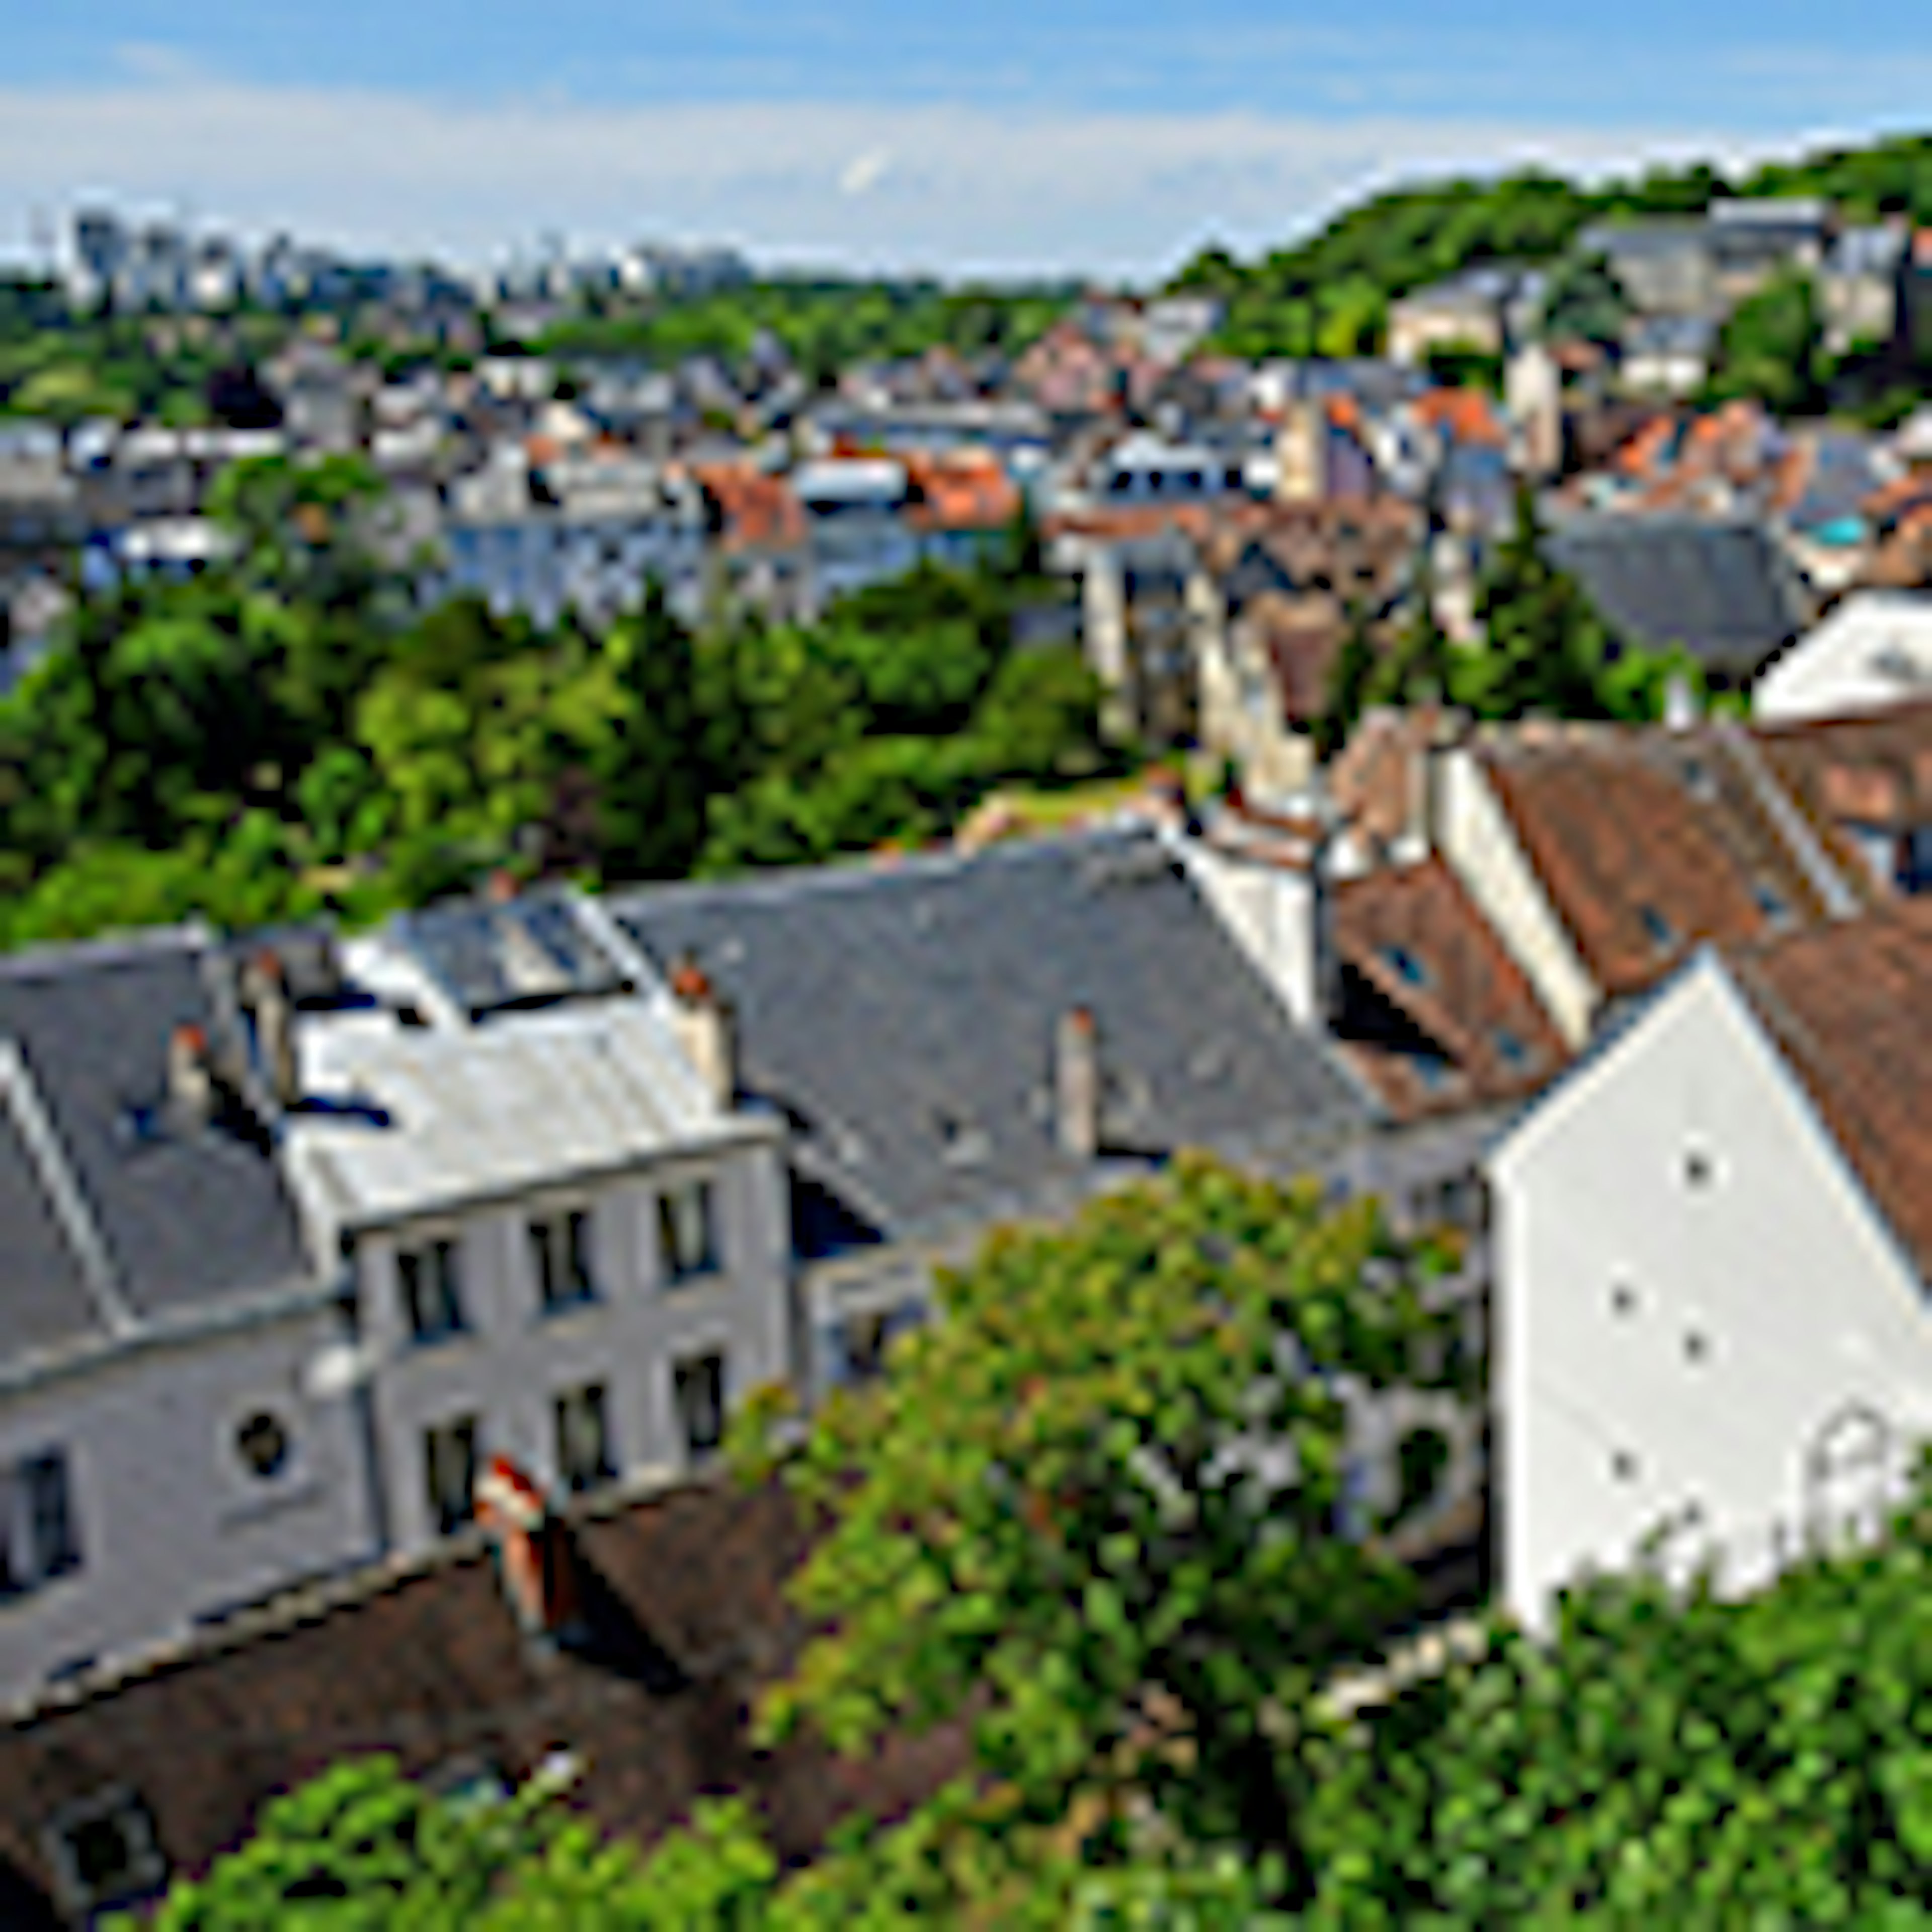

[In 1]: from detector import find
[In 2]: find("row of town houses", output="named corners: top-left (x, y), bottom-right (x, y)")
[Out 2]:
top-left (11, 646), bottom-right (1932, 1908)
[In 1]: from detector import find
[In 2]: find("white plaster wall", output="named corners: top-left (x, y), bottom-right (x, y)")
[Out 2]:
top-left (1752, 594), bottom-right (1932, 726)
top-left (361, 1137), bottom-right (793, 1553)
top-left (1495, 957), bottom-right (1932, 1634)
top-left (1181, 842), bottom-right (1324, 1027)
top-left (0, 1304), bottom-right (377, 1700)
top-left (1437, 748), bottom-right (1599, 1049)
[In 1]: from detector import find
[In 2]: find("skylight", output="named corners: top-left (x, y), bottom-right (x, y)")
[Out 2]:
top-left (1494, 1028), bottom-right (1531, 1070)
top-left (1639, 905), bottom-right (1677, 952)
top-left (1379, 943), bottom-right (1431, 989)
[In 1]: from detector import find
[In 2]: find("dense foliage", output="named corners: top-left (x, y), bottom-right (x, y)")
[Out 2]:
top-left (120, 1156), bottom-right (1932, 1927)
top-left (1177, 132), bottom-right (1932, 363)
top-left (534, 279), bottom-right (1072, 387)
top-left (0, 458), bottom-right (1106, 951)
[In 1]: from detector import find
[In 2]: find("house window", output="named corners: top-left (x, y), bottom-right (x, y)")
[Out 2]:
top-left (398, 1238), bottom-right (466, 1343)
top-left (1493, 1027), bottom-right (1533, 1071)
top-left (530, 1209), bottom-right (596, 1312)
top-left (234, 1411), bottom-right (292, 1481)
top-left (1611, 1450), bottom-right (1640, 1484)
top-left (0, 1448), bottom-right (82, 1597)
top-left (658, 1181), bottom-right (718, 1285)
top-left (1683, 1148), bottom-right (1715, 1189)
top-left (674, 1352), bottom-right (727, 1460)
top-left (1639, 904), bottom-right (1678, 952)
top-left (45, 1788), bottom-right (167, 1917)
top-left (424, 1416), bottom-right (479, 1536)
top-left (1684, 1329), bottom-right (1712, 1365)
top-left (1611, 1280), bottom-right (1638, 1317)
top-left (554, 1383), bottom-right (614, 1494)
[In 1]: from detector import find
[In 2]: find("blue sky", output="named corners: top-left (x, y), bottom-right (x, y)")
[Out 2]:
top-left (4, 4), bottom-right (1930, 279)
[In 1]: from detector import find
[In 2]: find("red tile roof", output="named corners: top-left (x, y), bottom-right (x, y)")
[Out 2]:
top-left (1333, 857), bottom-right (1569, 1123)
top-left (690, 464), bottom-right (804, 552)
top-left (1475, 723), bottom-right (1832, 1000)
top-left (1729, 894), bottom-right (1932, 1277)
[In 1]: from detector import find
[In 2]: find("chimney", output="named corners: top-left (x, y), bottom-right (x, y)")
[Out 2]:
top-left (168, 1022), bottom-right (216, 1128)
top-left (486, 867), bottom-right (520, 905)
top-left (242, 947), bottom-right (300, 1110)
top-left (475, 1455), bottom-right (583, 1648)
top-left (668, 955), bottom-right (739, 1111)
top-left (1663, 673), bottom-right (1701, 732)
top-left (1055, 1006), bottom-right (1101, 1160)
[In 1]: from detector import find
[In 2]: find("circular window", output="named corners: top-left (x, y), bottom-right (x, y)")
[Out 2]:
top-left (235, 1411), bottom-right (292, 1481)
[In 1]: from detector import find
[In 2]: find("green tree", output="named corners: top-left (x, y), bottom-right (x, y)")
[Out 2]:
top-left (1540, 252), bottom-right (1630, 349)
top-left (1707, 267), bottom-right (1825, 416)
top-left (744, 1154), bottom-right (1467, 1911)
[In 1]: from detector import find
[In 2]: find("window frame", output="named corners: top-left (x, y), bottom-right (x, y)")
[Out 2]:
top-left (423, 1414), bottom-right (480, 1537)
top-left (397, 1235), bottom-right (468, 1345)
top-left (657, 1179), bottom-right (720, 1287)
top-left (673, 1351), bottom-right (727, 1460)
top-left (0, 1447), bottom-right (83, 1597)
top-left (553, 1382), bottom-right (615, 1494)
top-left (529, 1205), bottom-right (598, 1314)
top-left (44, 1786), bottom-right (167, 1919)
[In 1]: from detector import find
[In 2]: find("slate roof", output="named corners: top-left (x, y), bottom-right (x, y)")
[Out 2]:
top-left (610, 828), bottom-right (1376, 1246)
top-left (0, 929), bottom-right (312, 1363)
top-left (1544, 514), bottom-right (1811, 674)
top-left (0, 1108), bottom-right (101, 1360)
top-left (1727, 894), bottom-right (1932, 1280)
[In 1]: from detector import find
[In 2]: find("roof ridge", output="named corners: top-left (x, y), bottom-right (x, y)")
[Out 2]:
top-left (0, 921), bottom-right (203, 983)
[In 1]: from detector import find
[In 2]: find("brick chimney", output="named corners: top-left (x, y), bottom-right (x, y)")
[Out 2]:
top-left (475, 1455), bottom-right (583, 1648)
top-left (242, 947), bottom-right (300, 1110)
top-left (1055, 1006), bottom-right (1101, 1160)
top-left (167, 1022), bottom-right (216, 1128)
top-left (668, 954), bottom-right (739, 1111)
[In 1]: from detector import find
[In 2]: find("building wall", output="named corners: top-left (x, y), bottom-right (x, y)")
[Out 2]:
top-left (1436, 748), bottom-right (1600, 1049)
top-left (1751, 594), bottom-right (1932, 726)
top-left (1493, 959), bottom-right (1932, 1635)
top-left (0, 1304), bottom-right (377, 1702)
top-left (357, 1138), bottom-right (792, 1553)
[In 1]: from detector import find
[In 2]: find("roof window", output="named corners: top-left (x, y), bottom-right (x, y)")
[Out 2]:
top-left (1379, 943), bottom-right (1432, 989)
top-left (1639, 905), bottom-right (1678, 952)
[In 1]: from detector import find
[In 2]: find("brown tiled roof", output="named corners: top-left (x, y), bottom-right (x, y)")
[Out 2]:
top-left (1332, 857), bottom-right (1569, 1123)
top-left (1728, 894), bottom-right (1932, 1278)
top-left (690, 464), bottom-right (805, 552)
top-left (1751, 699), bottom-right (1932, 891)
top-left (0, 1477), bottom-right (967, 1918)
top-left (1234, 592), bottom-right (1347, 724)
top-left (1328, 706), bottom-right (1457, 853)
top-left (1475, 723), bottom-right (1832, 999)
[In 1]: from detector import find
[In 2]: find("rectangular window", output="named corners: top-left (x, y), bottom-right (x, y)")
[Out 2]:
top-left (553, 1383), bottom-right (615, 1493)
top-left (530, 1209), bottom-right (596, 1312)
top-left (658, 1181), bottom-right (718, 1285)
top-left (424, 1416), bottom-right (479, 1536)
top-left (45, 1788), bottom-right (167, 1917)
top-left (0, 1449), bottom-right (82, 1595)
top-left (398, 1238), bottom-right (466, 1343)
top-left (673, 1353), bottom-right (726, 1460)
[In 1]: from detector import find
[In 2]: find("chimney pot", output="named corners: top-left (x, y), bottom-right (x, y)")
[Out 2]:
top-left (669, 953), bottom-right (738, 1111)
top-left (168, 1022), bottom-right (215, 1126)
top-left (243, 946), bottom-right (301, 1110)
top-left (1056, 1006), bottom-right (1101, 1160)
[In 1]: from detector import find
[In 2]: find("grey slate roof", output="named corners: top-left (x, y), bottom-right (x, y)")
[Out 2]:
top-left (611, 827), bottom-right (1376, 1248)
top-left (0, 1108), bottom-right (102, 1358)
top-left (1544, 514), bottom-right (1811, 675)
top-left (0, 930), bottom-right (312, 1358)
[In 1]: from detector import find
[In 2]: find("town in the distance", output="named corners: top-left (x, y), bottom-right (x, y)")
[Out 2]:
top-left (5, 133), bottom-right (1932, 1924)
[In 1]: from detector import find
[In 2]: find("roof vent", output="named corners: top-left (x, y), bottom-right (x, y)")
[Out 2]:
top-left (1055, 1007), bottom-right (1101, 1161)
top-left (167, 1023), bottom-right (216, 1129)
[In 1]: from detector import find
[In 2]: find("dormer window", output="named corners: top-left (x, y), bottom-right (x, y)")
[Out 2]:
top-left (1493, 1027), bottom-right (1532, 1071)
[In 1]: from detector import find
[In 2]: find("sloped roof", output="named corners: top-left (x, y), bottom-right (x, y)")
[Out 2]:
top-left (1728, 895), bottom-right (1932, 1279)
top-left (1544, 514), bottom-right (1811, 672)
top-left (0, 1107), bottom-right (102, 1361)
top-left (1332, 858), bottom-right (1569, 1124)
top-left (1475, 722), bottom-right (1834, 1000)
top-left (0, 930), bottom-right (311, 1352)
top-left (610, 828), bottom-right (1375, 1244)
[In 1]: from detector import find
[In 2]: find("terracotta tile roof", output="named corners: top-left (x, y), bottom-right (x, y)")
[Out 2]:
top-left (690, 464), bottom-right (804, 552)
top-left (1413, 387), bottom-right (1506, 450)
top-left (1474, 723), bottom-right (1832, 999)
top-left (1751, 699), bottom-right (1932, 891)
top-left (1728, 894), bottom-right (1932, 1278)
top-left (1333, 857), bottom-right (1569, 1123)
top-left (903, 451), bottom-right (1020, 532)
top-left (1236, 593), bottom-right (1348, 724)
top-left (1328, 706), bottom-right (1451, 853)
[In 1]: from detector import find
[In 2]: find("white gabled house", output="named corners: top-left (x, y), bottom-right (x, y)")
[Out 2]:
top-left (1491, 898), bottom-right (1932, 1634)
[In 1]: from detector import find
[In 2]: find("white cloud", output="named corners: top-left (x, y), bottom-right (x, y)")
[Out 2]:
top-left (838, 147), bottom-right (893, 198)
top-left (0, 67), bottom-right (1848, 281)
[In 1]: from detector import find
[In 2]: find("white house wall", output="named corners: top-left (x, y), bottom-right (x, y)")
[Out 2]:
top-left (1495, 955), bottom-right (1932, 1634)
top-left (0, 1304), bottom-right (376, 1701)
top-left (1437, 748), bottom-right (1599, 1050)
top-left (359, 1141), bottom-right (792, 1552)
